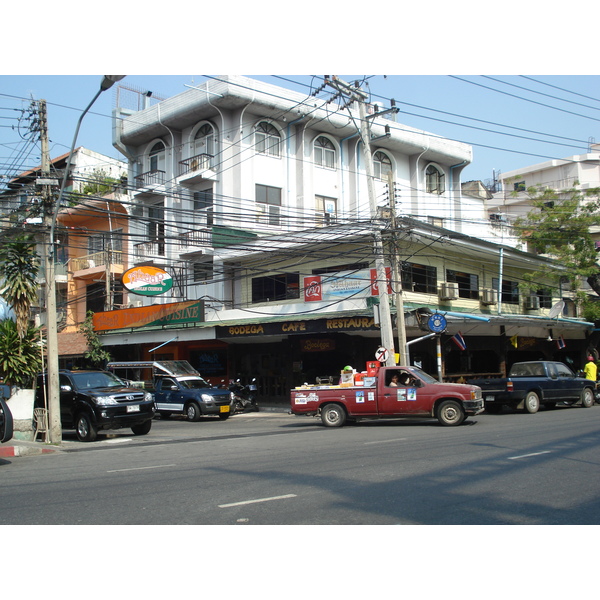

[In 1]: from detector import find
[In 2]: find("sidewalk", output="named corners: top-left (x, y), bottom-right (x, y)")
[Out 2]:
top-left (1, 402), bottom-right (290, 458)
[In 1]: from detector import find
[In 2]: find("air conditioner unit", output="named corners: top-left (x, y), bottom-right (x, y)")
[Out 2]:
top-left (439, 282), bottom-right (459, 300)
top-left (525, 296), bottom-right (540, 310)
top-left (481, 289), bottom-right (497, 305)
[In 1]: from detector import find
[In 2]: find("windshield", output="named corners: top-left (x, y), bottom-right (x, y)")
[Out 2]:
top-left (178, 377), bottom-right (211, 389)
top-left (70, 372), bottom-right (127, 390)
top-left (409, 367), bottom-right (439, 384)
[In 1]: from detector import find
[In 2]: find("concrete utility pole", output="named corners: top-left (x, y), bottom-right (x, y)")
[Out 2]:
top-left (388, 170), bottom-right (408, 365)
top-left (38, 100), bottom-right (62, 443)
top-left (325, 77), bottom-right (396, 366)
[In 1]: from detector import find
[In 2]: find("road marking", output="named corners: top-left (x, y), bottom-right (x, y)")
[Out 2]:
top-left (218, 494), bottom-right (297, 508)
top-left (508, 450), bottom-right (552, 460)
top-left (364, 438), bottom-right (407, 445)
top-left (107, 464), bottom-right (177, 473)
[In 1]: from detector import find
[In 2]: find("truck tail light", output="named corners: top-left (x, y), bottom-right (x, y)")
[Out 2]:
top-left (507, 381), bottom-right (513, 392)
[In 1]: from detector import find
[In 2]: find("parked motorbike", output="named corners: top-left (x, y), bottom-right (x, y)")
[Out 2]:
top-left (229, 378), bottom-right (259, 413)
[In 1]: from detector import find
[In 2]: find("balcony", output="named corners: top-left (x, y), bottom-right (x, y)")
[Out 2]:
top-left (133, 170), bottom-right (166, 198)
top-left (178, 153), bottom-right (217, 186)
top-left (177, 229), bottom-right (212, 258)
top-left (71, 251), bottom-right (124, 279)
top-left (134, 240), bottom-right (165, 262)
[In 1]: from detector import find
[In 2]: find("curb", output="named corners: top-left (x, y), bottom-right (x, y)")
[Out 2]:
top-left (0, 442), bottom-right (60, 458)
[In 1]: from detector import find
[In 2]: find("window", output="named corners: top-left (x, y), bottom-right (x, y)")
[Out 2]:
top-left (256, 184), bottom-right (281, 226)
top-left (87, 229), bottom-right (123, 255)
top-left (252, 273), bottom-right (299, 303)
top-left (313, 262), bottom-right (369, 275)
top-left (148, 201), bottom-right (165, 255)
top-left (149, 141), bottom-right (166, 173)
top-left (425, 164), bottom-right (445, 194)
top-left (446, 270), bottom-right (479, 300)
top-left (194, 189), bottom-right (214, 227)
top-left (513, 181), bottom-right (526, 192)
top-left (492, 277), bottom-right (519, 304)
top-left (255, 122), bottom-right (280, 157)
top-left (536, 288), bottom-right (553, 309)
top-left (373, 151), bottom-right (392, 180)
top-left (314, 136), bottom-right (336, 169)
top-left (192, 259), bottom-right (214, 283)
top-left (401, 262), bottom-right (437, 294)
top-left (193, 124), bottom-right (216, 168)
top-left (315, 195), bottom-right (337, 226)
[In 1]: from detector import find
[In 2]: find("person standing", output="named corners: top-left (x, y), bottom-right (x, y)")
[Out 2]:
top-left (584, 355), bottom-right (597, 381)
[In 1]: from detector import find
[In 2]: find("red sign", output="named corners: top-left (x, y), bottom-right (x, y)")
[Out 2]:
top-left (370, 267), bottom-right (392, 295)
top-left (304, 276), bottom-right (322, 302)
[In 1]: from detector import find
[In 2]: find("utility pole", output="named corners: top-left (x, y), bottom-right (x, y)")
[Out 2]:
top-left (388, 171), bottom-right (408, 365)
top-left (38, 100), bottom-right (62, 443)
top-left (325, 77), bottom-right (396, 366)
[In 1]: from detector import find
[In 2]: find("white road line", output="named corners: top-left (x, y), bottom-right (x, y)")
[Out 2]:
top-left (364, 438), bottom-right (407, 445)
top-left (218, 494), bottom-right (297, 508)
top-left (508, 450), bottom-right (552, 460)
top-left (107, 464), bottom-right (177, 473)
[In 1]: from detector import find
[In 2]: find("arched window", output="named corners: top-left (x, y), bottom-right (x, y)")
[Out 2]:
top-left (193, 123), bottom-right (216, 169)
top-left (425, 164), bottom-right (445, 195)
top-left (255, 122), bottom-right (280, 157)
top-left (373, 151), bottom-right (392, 180)
top-left (314, 136), bottom-right (336, 169)
top-left (149, 141), bottom-right (166, 173)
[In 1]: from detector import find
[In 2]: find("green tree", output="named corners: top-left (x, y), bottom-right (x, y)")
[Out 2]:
top-left (0, 320), bottom-right (42, 387)
top-left (79, 311), bottom-right (111, 368)
top-left (513, 185), bottom-right (600, 306)
top-left (0, 235), bottom-right (39, 338)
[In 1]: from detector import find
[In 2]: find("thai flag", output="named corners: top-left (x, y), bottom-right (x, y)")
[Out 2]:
top-left (452, 331), bottom-right (467, 351)
top-left (556, 335), bottom-right (566, 350)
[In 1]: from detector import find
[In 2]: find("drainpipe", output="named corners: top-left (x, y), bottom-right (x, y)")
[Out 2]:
top-left (414, 145), bottom-right (429, 216)
top-left (287, 115), bottom-right (309, 219)
top-left (341, 132), bottom-right (360, 216)
top-left (449, 159), bottom-right (468, 232)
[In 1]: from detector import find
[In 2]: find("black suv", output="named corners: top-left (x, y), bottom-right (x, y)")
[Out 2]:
top-left (36, 370), bottom-right (155, 442)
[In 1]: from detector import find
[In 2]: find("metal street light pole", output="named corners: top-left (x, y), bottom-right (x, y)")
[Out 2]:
top-left (45, 76), bottom-right (125, 443)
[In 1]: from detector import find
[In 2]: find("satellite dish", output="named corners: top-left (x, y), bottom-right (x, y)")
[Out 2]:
top-left (548, 300), bottom-right (565, 319)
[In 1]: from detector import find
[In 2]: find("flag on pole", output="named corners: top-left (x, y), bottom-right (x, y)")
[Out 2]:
top-left (556, 335), bottom-right (566, 350)
top-left (451, 331), bottom-right (467, 351)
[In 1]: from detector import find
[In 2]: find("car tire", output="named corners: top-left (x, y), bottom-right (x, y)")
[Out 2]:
top-left (320, 403), bottom-right (347, 428)
top-left (186, 402), bottom-right (201, 422)
top-left (131, 420), bottom-right (152, 435)
top-left (75, 412), bottom-right (97, 442)
top-left (436, 399), bottom-right (465, 426)
top-left (581, 388), bottom-right (594, 408)
top-left (524, 391), bottom-right (540, 414)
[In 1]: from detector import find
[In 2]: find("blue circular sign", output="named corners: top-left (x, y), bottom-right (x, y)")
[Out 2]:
top-left (428, 313), bottom-right (447, 333)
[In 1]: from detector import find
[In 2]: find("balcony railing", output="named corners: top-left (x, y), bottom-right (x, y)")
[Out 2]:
top-left (71, 250), bottom-right (123, 272)
top-left (135, 169), bottom-right (166, 189)
top-left (177, 229), bottom-right (212, 248)
top-left (179, 153), bottom-right (215, 177)
top-left (134, 240), bottom-right (165, 261)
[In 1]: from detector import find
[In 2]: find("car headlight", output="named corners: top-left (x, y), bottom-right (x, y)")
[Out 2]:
top-left (95, 396), bottom-right (118, 406)
top-left (201, 393), bottom-right (214, 403)
top-left (144, 392), bottom-right (153, 402)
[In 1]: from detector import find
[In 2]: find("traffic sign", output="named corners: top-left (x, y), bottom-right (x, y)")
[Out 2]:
top-left (375, 347), bottom-right (389, 362)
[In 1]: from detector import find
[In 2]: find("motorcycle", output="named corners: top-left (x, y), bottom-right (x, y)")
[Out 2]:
top-left (229, 378), bottom-right (259, 413)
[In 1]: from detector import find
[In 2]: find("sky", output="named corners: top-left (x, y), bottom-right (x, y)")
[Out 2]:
top-left (1, 73), bottom-right (598, 190)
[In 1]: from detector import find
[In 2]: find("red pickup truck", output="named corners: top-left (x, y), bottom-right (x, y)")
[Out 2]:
top-left (290, 366), bottom-right (484, 427)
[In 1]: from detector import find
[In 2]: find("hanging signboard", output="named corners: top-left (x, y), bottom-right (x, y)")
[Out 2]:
top-left (122, 266), bottom-right (173, 296)
top-left (304, 268), bottom-right (392, 302)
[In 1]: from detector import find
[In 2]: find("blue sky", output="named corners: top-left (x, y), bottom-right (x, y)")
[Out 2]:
top-left (1, 73), bottom-right (598, 188)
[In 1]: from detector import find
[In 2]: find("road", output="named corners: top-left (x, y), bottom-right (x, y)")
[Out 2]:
top-left (2, 406), bottom-right (600, 525)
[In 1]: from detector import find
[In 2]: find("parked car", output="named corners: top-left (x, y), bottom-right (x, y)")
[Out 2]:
top-left (0, 385), bottom-right (14, 444)
top-left (35, 370), bottom-right (156, 442)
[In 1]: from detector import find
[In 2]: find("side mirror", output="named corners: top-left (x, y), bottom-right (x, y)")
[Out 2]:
top-left (60, 385), bottom-right (72, 392)
top-left (170, 385), bottom-right (178, 391)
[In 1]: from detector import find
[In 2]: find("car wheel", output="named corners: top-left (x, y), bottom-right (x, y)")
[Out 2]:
top-left (524, 391), bottom-right (540, 414)
top-left (186, 402), bottom-right (201, 422)
top-left (131, 420), bottom-right (152, 435)
top-left (75, 412), bottom-right (97, 442)
top-left (436, 400), bottom-right (465, 426)
top-left (320, 403), bottom-right (347, 428)
top-left (581, 388), bottom-right (594, 408)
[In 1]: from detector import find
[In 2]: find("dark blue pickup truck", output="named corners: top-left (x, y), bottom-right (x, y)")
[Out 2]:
top-left (468, 361), bottom-right (596, 414)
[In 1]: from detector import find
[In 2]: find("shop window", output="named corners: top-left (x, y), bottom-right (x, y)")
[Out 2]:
top-left (252, 273), bottom-right (299, 303)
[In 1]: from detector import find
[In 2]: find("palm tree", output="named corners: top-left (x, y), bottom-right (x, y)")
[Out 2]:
top-left (0, 235), bottom-right (39, 339)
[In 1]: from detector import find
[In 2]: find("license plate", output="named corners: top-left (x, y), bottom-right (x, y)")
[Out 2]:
top-left (485, 396), bottom-right (495, 402)
top-left (127, 405), bottom-right (140, 413)
top-left (220, 405), bottom-right (230, 413)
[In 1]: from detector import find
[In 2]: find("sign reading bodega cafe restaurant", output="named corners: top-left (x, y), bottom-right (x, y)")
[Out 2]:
top-left (122, 266), bottom-right (173, 296)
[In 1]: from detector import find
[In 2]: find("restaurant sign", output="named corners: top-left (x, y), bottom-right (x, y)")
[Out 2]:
top-left (303, 268), bottom-right (392, 302)
top-left (93, 300), bottom-right (204, 331)
top-left (122, 266), bottom-right (173, 296)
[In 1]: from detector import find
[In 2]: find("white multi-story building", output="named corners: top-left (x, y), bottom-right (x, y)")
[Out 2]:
top-left (100, 76), bottom-right (592, 396)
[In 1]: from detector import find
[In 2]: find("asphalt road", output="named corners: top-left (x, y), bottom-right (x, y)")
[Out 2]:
top-left (2, 405), bottom-right (600, 525)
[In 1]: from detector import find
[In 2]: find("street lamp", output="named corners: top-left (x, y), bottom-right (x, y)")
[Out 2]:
top-left (45, 76), bottom-right (125, 443)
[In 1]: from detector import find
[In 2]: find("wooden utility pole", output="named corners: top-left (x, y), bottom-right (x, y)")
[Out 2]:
top-left (325, 77), bottom-right (396, 366)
